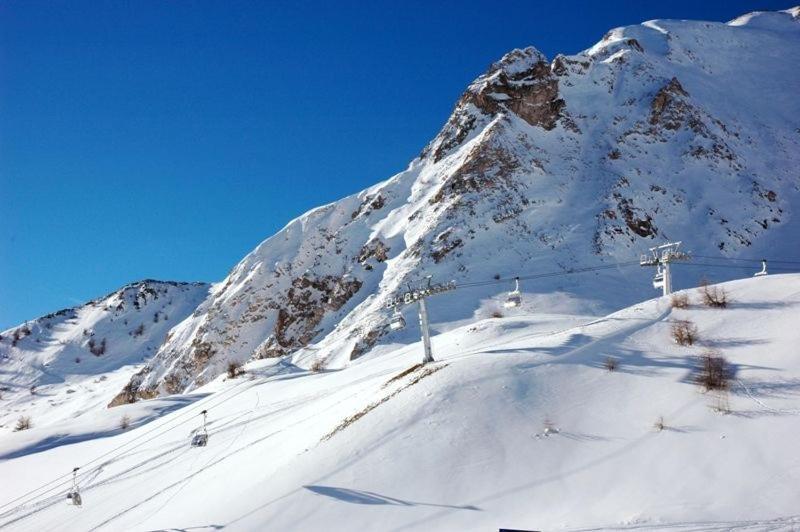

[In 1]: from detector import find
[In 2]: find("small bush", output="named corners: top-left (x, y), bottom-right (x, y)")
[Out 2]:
top-left (14, 416), bottom-right (32, 431)
top-left (491, 310), bottom-right (504, 319)
top-left (653, 416), bottom-right (666, 431)
top-left (603, 356), bottom-right (619, 372)
top-left (227, 361), bottom-right (244, 379)
top-left (702, 285), bottom-right (728, 308)
top-left (131, 324), bottom-right (145, 337)
top-left (30, 385), bottom-right (37, 395)
top-left (695, 350), bottom-right (732, 391)
top-left (671, 320), bottom-right (698, 346)
top-left (88, 338), bottom-right (107, 356)
top-left (310, 359), bottom-right (325, 372)
top-left (75, 357), bottom-right (81, 364)
top-left (120, 415), bottom-right (131, 431)
top-left (670, 293), bottom-right (689, 309)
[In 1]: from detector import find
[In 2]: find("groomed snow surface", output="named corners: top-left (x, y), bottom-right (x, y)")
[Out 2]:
top-left (1, 274), bottom-right (799, 531)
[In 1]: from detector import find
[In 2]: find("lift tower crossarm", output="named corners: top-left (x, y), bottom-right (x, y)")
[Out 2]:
top-left (386, 277), bottom-right (456, 364)
top-left (639, 241), bottom-right (690, 297)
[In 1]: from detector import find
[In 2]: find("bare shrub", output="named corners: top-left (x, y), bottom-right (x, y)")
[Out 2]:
top-left (88, 337), bottom-right (107, 356)
top-left (671, 320), bottom-right (698, 346)
top-left (670, 293), bottom-right (689, 309)
top-left (14, 416), bottom-right (32, 431)
top-left (491, 310), bottom-right (504, 319)
top-left (310, 359), bottom-right (325, 373)
top-left (701, 285), bottom-right (728, 308)
top-left (654, 415), bottom-right (666, 431)
top-left (695, 350), bottom-right (732, 391)
top-left (226, 361), bottom-right (244, 379)
top-left (131, 324), bottom-right (145, 337)
top-left (120, 415), bottom-right (131, 430)
top-left (603, 356), bottom-right (619, 372)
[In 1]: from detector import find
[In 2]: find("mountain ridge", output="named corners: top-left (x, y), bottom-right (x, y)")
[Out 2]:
top-left (113, 6), bottom-right (800, 400)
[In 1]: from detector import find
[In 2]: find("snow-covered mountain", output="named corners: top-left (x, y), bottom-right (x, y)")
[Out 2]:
top-left (2, 274), bottom-right (799, 530)
top-left (115, 7), bottom-right (800, 399)
top-left (0, 280), bottom-right (210, 431)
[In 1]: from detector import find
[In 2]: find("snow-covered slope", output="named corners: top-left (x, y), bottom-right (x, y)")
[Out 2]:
top-left (0, 281), bottom-right (210, 432)
top-left (1, 274), bottom-right (798, 530)
top-left (120, 7), bottom-right (800, 398)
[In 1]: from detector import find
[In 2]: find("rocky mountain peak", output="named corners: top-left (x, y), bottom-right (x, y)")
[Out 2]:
top-left (113, 7), bottom-right (800, 401)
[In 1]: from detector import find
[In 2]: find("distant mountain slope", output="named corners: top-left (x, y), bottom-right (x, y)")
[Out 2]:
top-left (116, 7), bottom-right (800, 400)
top-left (0, 280), bottom-right (210, 431)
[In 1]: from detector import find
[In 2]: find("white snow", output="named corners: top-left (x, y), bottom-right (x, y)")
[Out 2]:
top-left (0, 281), bottom-right (210, 431)
top-left (1, 274), bottom-right (799, 530)
top-left (2, 6), bottom-right (800, 531)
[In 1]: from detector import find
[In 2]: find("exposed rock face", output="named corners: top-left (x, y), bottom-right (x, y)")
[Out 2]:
top-left (433, 47), bottom-right (564, 163)
top-left (117, 8), bottom-right (800, 398)
top-left (254, 274), bottom-right (363, 359)
top-left (650, 77), bottom-right (689, 129)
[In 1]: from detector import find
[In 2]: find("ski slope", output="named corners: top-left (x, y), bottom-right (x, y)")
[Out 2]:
top-left (1, 274), bottom-right (799, 531)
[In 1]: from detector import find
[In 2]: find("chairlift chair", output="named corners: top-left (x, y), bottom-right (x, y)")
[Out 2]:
top-left (652, 267), bottom-right (665, 289)
top-left (389, 310), bottom-right (406, 331)
top-left (191, 410), bottom-right (209, 447)
top-left (754, 259), bottom-right (768, 277)
top-left (504, 277), bottom-right (522, 308)
top-left (66, 467), bottom-right (82, 507)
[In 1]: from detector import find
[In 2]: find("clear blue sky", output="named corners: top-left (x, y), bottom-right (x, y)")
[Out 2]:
top-left (0, 0), bottom-right (789, 328)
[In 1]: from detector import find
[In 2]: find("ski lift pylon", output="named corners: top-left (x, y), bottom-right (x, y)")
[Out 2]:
top-left (504, 277), bottom-right (522, 308)
top-left (67, 467), bottom-right (82, 507)
top-left (191, 410), bottom-right (209, 447)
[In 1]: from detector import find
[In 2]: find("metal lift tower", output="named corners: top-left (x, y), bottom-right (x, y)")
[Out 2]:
top-left (640, 242), bottom-right (690, 296)
top-left (386, 276), bottom-right (456, 364)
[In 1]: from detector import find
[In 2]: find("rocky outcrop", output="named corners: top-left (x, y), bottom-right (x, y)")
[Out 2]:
top-left (649, 77), bottom-right (690, 129)
top-left (254, 274), bottom-right (363, 359)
